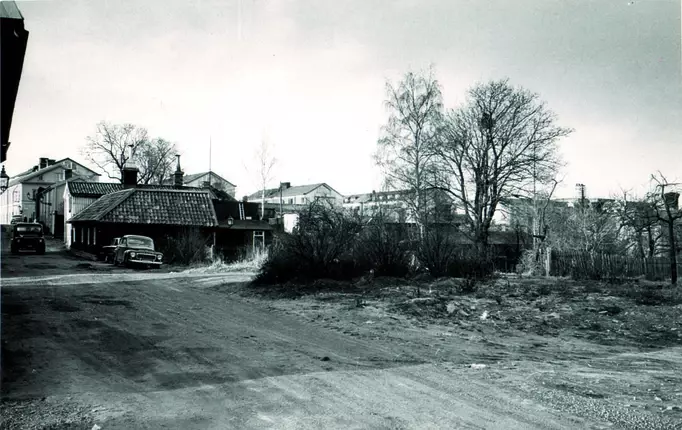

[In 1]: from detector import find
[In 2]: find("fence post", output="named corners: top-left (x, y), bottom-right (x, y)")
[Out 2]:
top-left (545, 246), bottom-right (552, 277)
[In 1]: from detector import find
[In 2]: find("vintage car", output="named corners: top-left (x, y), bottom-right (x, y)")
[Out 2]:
top-left (10, 222), bottom-right (45, 254)
top-left (112, 235), bottom-right (163, 268)
top-left (100, 237), bottom-right (120, 262)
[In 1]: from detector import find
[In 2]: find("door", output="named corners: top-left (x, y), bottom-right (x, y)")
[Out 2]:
top-left (53, 213), bottom-right (64, 238)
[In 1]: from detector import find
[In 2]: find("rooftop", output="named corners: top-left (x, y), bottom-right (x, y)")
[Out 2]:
top-left (69, 188), bottom-right (218, 227)
top-left (247, 183), bottom-right (340, 200)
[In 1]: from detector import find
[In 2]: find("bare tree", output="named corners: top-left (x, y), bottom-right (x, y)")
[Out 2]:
top-left (613, 190), bottom-right (661, 258)
top-left (647, 172), bottom-right (682, 285)
top-left (436, 79), bottom-right (573, 255)
top-left (253, 136), bottom-right (277, 220)
top-left (375, 68), bottom-right (444, 238)
top-left (136, 138), bottom-right (178, 185)
top-left (82, 121), bottom-right (177, 184)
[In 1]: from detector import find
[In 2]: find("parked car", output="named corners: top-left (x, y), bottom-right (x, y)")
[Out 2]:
top-left (10, 223), bottom-right (45, 254)
top-left (113, 235), bottom-right (163, 268)
top-left (100, 237), bottom-right (120, 263)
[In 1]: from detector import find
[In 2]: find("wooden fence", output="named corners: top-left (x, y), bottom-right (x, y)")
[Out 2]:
top-left (550, 250), bottom-right (682, 281)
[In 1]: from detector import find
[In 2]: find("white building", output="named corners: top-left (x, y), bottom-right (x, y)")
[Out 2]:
top-left (248, 182), bottom-right (344, 206)
top-left (0, 157), bottom-right (99, 224)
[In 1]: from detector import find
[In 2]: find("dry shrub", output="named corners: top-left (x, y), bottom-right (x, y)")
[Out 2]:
top-left (254, 201), bottom-right (366, 285)
top-left (158, 228), bottom-right (211, 265)
top-left (354, 213), bottom-right (411, 277)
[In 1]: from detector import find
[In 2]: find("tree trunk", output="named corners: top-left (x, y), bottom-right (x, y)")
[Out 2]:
top-left (261, 188), bottom-right (265, 220)
top-left (669, 220), bottom-right (677, 285)
top-left (646, 226), bottom-right (656, 258)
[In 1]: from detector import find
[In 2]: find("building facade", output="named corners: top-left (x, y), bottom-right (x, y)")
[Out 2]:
top-left (0, 157), bottom-right (99, 224)
top-left (248, 182), bottom-right (344, 207)
top-left (163, 171), bottom-right (236, 198)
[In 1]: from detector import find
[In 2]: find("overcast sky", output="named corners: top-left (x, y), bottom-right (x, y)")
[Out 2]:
top-left (7, 0), bottom-right (682, 198)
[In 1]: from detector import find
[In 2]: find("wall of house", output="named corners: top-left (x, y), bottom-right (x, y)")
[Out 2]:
top-left (185, 173), bottom-right (236, 197)
top-left (262, 185), bottom-right (344, 206)
top-left (0, 183), bottom-right (22, 223)
top-left (63, 187), bottom-right (99, 248)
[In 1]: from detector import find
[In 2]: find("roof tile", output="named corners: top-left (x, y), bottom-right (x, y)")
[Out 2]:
top-left (69, 189), bottom-right (218, 227)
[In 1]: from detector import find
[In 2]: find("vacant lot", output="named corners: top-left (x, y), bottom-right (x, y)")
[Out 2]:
top-left (238, 275), bottom-right (682, 427)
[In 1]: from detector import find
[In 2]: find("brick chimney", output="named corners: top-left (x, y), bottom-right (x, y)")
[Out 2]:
top-left (122, 166), bottom-right (138, 188)
top-left (173, 154), bottom-right (184, 188)
top-left (39, 157), bottom-right (49, 170)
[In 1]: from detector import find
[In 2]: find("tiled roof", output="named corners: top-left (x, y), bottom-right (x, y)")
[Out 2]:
top-left (68, 181), bottom-right (217, 199)
top-left (68, 182), bottom-right (123, 197)
top-left (69, 189), bottom-right (218, 227)
top-left (247, 183), bottom-right (340, 200)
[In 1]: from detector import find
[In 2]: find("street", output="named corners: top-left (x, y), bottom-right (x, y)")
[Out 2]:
top-left (0, 248), bottom-right (675, 429)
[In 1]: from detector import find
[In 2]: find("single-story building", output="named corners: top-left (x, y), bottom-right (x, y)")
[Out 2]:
top-left (67, 187), bottom-right (219, 257)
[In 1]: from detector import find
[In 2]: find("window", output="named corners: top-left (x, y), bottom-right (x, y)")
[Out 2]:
top-left (16, 225), bottom-right (42, 233)
top-left (56, 173), bottom-right (64, 181)
top-left (288, 198), bottom-right (294, 204)
top-left (64, 161), bottom-right (73, 169)
top-left (12, 189), bottom-right (19, 203)
top-left (127, 236), bottom-right (154, 248)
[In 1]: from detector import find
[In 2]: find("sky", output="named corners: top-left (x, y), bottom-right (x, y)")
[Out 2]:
top-left (5, 0), bottom-right (682, 199)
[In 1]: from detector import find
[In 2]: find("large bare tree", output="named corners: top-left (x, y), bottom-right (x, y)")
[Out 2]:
top-left (375, 69), bottom-right (444, 238)
top-left (82, 121), bottom-right (178, 184)
top-left (436, 79), bottom-right (573, 254)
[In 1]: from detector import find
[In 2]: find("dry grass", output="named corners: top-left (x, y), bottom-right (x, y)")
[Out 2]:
top-left (183, 248), bottom-right (268, 274)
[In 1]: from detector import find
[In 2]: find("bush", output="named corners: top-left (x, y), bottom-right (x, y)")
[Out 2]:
top-left (253, 201), bottom-right (366, 284)
top-left (445, 248), bottom-right (496, 280)
top-left (158, 228), bottom-right (211, 265)
top-left (417, 227), bottom-right (459, 277)
top-left (354, 213), bottom-right (411, 277)
top-left (516, 249), bottom-right (545, 276)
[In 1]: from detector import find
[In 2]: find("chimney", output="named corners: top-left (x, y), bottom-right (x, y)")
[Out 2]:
top-left (48, 159), bottom-right (56, 166)
top-left (281, 182), bottom-right (291, 190)
top-left (39, 157), bottom-right (49, 169)
top-left (64, 169), bottom-right (73, 180)
top-left (122, 166), bottom-right (138, 188)
top-left (173, 154), bottom-right (184, 188)
top-left (664, 192), bottom-right (679, 211)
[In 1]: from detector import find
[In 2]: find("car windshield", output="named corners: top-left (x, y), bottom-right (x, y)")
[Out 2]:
top-left (127, 237), bottom-right (153, 248)
top-left (16, 226), bottom-right (42, 234)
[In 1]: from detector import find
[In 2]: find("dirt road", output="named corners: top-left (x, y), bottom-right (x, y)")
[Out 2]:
top-left (2, 251), bottom-right (679, 429)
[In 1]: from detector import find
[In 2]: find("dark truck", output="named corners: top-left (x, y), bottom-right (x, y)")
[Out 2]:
top-left (10, 222), bottom-right (45, 254)
top-left (112, 235), bottom-right (163, 268)
top-left (100, 237), bottom-right (120, 263)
